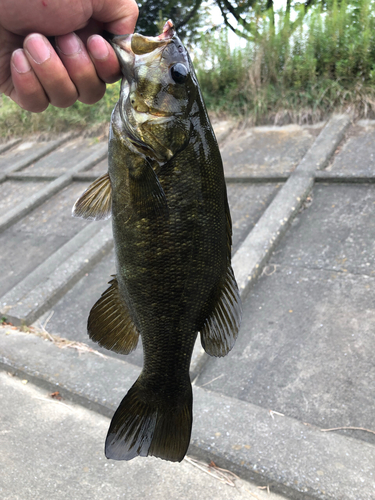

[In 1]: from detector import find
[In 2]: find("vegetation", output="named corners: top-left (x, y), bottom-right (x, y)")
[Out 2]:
top-left (1, 0), bottom-right (375, 137)
top-left (0, 82), bottom-right (120, 139)
top-left (194, 0), bottom-right (375, 124)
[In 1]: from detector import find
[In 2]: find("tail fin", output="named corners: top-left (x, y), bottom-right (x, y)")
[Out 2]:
top-left (105, 377), bottom-right (192, 462)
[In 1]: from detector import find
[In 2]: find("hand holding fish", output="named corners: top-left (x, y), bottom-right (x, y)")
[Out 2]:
top-left (0, 0), bottom-right (138, 112)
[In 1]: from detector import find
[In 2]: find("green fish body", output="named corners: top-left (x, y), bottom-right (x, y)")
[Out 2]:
top-left (73, 20), bottom-right (242, 462)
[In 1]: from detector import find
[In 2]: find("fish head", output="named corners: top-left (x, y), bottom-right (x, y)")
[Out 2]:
top-left (108, 20), bottom-right (198, 162)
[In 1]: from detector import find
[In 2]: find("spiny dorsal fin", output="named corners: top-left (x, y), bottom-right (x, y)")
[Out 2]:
top-left (200, 265), bottom-right (242, 357)
top-left (72, 173), bottom-right (112, 220)
top-left (88, 276), bottom-right (139, 354)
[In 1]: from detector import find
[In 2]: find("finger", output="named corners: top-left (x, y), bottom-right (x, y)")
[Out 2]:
top-left (87, 34), bottom-right (121, 84)
top-left (56, 32), bottom-right (106, 104)
top-left (91, 0), bottom-right (139, 34)
top-left (0, 27), bottom-right (24, 95)
top-left (24, 33), bottom-right (78, 108)
top-left (10, 49), bottom-right (49, 112)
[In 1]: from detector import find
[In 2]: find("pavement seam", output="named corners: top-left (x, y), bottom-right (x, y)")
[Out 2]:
top-left (0, 137), bottom-right (22, 154)
top-left (0, 133), bottom-right (74, 184)
top-left (231, 114), bottom-right (351, 300)
top-left (267, 262), bottom-right (375, 279)
top-left (0, 144), bottom-right (107, 233)
top-left (1, 223), bottom-right (113, 325)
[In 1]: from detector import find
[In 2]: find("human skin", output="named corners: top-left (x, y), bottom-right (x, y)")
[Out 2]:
top-left (0, 0), bottom-right (138, 112)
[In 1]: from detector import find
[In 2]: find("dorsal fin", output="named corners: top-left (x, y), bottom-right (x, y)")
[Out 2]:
top-left (88, 276), bottom-right (139, 354)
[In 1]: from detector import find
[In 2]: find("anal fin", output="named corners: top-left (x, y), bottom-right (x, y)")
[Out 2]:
top-left (72, 172), bottom-right (112, 220)
top-left (88, 276), bottom-right (139, 354)
top-left (200, 265), bottom-right (242, 357)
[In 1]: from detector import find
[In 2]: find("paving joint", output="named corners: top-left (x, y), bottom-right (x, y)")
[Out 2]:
top-left (0, 138), bottom-right (22, 154)
top-left (0, 144), bottom-right (107, 233)
top-left (0, 133), bottom-right (74, 184)
top-left (232, 114), bottom-right (351, 300)
top-left (1, 223), bottom-right (113, 325)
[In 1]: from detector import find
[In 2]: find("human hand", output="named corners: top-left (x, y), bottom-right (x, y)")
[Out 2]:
top-left (0, 0), bottom-right (138, 112)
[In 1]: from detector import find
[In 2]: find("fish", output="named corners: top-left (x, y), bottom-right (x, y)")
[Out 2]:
top-left (72, 19), bottom-right (242, 463)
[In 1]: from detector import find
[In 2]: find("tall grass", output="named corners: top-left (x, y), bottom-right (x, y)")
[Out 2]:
top-left (194, 0), bottom-right (375, 124)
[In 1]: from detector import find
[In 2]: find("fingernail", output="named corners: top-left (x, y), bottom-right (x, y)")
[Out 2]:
top-left (56, 33), bottom-right (81, 56)
top-left (88, 35), bottom-right (109, 60)
top-left (12, 49), bottom-right (31, 73)
top-left (25, 35), bottom-right (51, 64)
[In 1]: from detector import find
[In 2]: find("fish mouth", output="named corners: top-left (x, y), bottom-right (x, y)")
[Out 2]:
top-left (103, 20), bottom-right (175, 68)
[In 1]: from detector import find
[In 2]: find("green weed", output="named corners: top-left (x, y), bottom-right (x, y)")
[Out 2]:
top-left (194, 0), bottom-right (375, 124)
top-left (0, 82), bottom-right (121, 139)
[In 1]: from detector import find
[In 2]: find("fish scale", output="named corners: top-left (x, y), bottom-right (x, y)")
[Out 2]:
top-left (72, 19), bottom-right (242, 462)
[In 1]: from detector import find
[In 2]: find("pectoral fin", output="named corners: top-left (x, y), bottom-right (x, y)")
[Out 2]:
top-left (88, 276), bottom-right (139, 354)
top-left (72, 173), bottom-right (112, 220)
top-left (129, 159), bottom-right (168, 217)
top-left (200, 265), bottom-right (242, 357)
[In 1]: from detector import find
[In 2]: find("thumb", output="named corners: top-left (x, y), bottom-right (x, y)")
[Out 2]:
top-left (91, 0), bottom-right (139, 34)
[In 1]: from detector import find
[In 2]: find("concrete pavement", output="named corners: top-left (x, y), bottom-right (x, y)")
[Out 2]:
top-left (1, 115), bottom-right (375, 499)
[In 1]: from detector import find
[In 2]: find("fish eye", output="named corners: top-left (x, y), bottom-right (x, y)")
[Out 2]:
top-left (171, 63), bottom-right (188, 84)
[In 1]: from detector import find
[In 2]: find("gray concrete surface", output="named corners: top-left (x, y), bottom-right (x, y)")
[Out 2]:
top-left (0, 370), bottom-right (285, 500)
top-left (232, 114), bottom-right (351, 297)
top-left (221, 123), bottom-right (323, 177)
top-left (0, 143), bottom-right (107, 231)
top-left (1, 115), bottom-right (375, 499)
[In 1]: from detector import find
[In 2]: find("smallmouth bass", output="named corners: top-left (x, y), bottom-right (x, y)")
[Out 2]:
top-left (73, 20), bottom-right (242, 462)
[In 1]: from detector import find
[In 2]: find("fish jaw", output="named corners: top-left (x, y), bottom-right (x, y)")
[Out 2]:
top-left (107, 19), bottom-right (175, 83)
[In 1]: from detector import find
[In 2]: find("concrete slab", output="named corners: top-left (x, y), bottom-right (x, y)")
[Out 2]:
top-left (32, 250), bottom-right (126, 355)
top-left (270, 183), bottom-right (375, 276)
top-left (0, 371), bottom-right (285, 500)
top-left (2, 223), bottom-right (113, 325)
top-left (232, 115), bottom-right (351, 298)
top-left (0, 135), bottom-right (72, 176)
top-left (0, 179), bottom-right (49, 215)
top-left (2, 329), bottom-right (374, 500)
top-left (0, 144), bottom-right (108, 232)
top-left (212, 119), bottom-right (236, 144)
top-left (0, 183), bottom-right (89, 297)
top-left (327, 120), bottom-right (375, 175)
top-left (221, 124), bottom-right (322, 177)
top-left (2, 115), bottom-right (372, 499)
top-left (227, 182), bottom-right (281, 254)
top-left (0, 138), bottom-right (21, 154)
top-left (197, 264), bottom-right (375, 445)
top-left (198, 181), bottom-right (375, 446)
top-left (22, 138), bottom-right (105, 177)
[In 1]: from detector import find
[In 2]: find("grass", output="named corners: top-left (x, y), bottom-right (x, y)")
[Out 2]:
top-left (193, 0), bottom-right (375, 125)
top-left (0, 81), bottom-right (120, 140)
